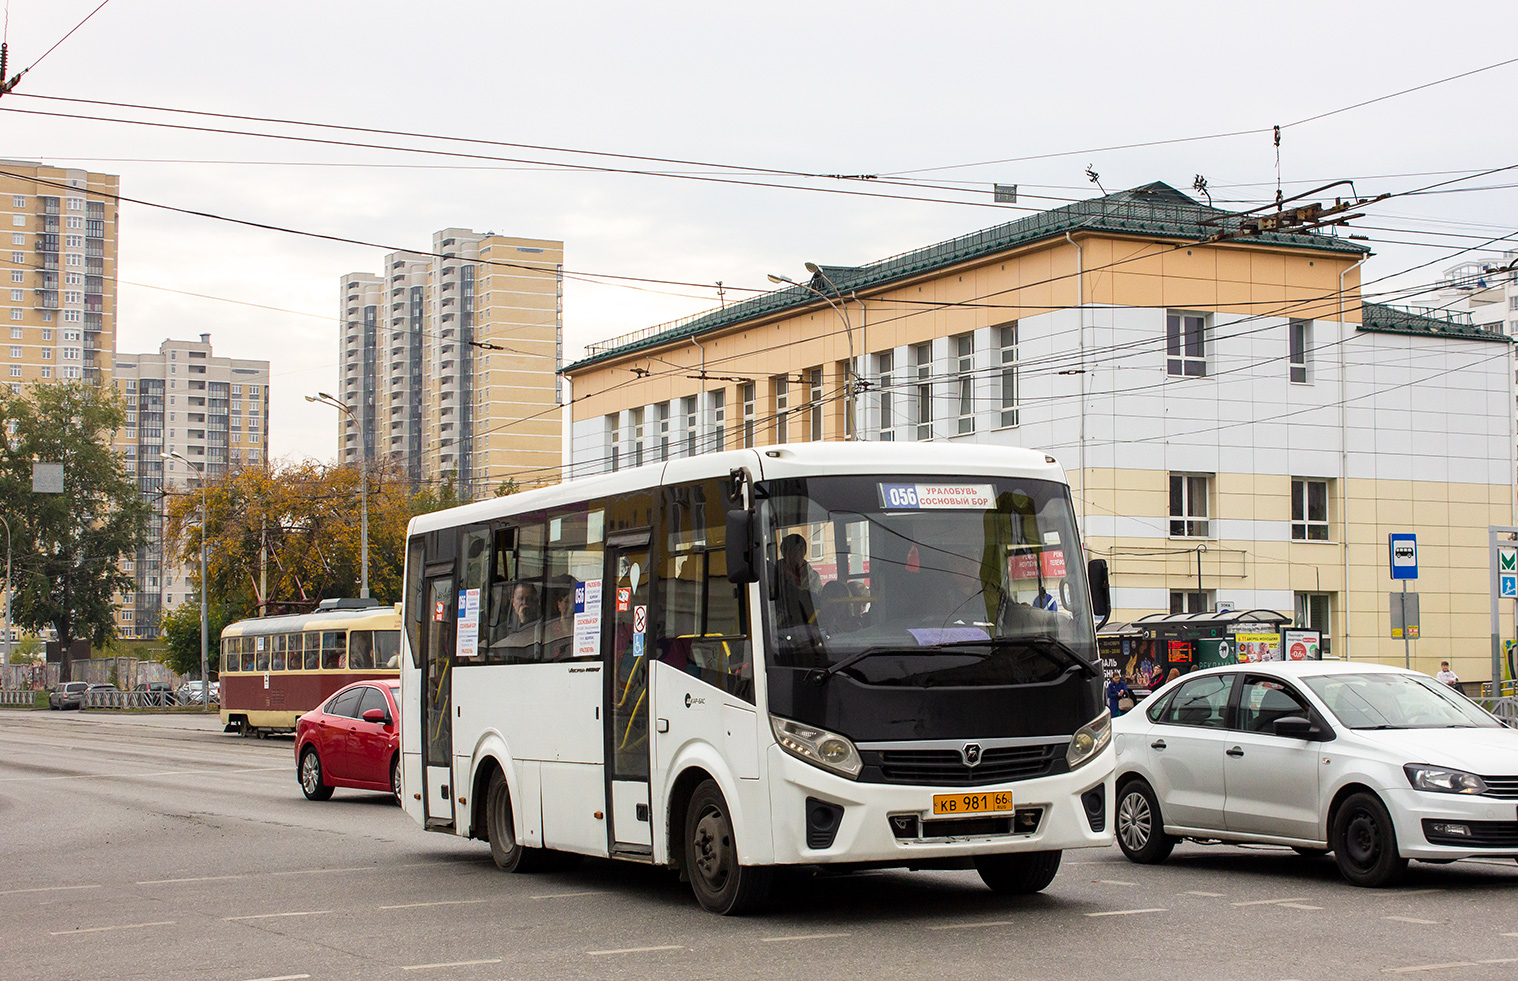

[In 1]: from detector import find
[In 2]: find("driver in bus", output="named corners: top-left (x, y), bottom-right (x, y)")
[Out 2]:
top-left (774, 533), bottom-right (820, 628)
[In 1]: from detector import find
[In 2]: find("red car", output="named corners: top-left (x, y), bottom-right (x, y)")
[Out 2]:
top-left (294, 679), bottom-right (401, 804)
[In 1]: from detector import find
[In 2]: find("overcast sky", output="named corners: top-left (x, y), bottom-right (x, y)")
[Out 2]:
top-left (4, 0), bottom-right (1516, 462)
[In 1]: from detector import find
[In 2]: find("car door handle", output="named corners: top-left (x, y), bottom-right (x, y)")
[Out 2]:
top-left (1226, 746), bottom-right (1244, 757)
top-left (1150, 739), bottom-right (1166, 750)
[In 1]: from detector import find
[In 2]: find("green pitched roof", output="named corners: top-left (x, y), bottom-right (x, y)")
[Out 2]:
top-left (1359, 302), bottom-right (1510, 343)
top-left (565, 181), bottom-right (1373, 372)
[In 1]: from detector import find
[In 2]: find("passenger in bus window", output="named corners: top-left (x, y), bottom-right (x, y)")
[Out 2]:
top-left (544, 581), bottom-right (576, 661)
top-left (349, 630), bottom-right (374, 670)
top-left (506, 582), bottom-right (540, 632)
top-left (816, 580), bottom-right (859, 635)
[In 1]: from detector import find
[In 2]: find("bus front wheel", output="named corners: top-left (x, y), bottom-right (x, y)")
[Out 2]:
top-left (683, 780), bottom-right (772, 915)
top-left (485, 768), bottom-right (547, 873)
top-left (975, 850), bottom-right (1062, 894)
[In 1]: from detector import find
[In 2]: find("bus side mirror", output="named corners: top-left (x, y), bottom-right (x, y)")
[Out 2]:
top-left (726, 509), bottom-right (760, 584)
top-left (1088, 558), bottom-right (1111, 626)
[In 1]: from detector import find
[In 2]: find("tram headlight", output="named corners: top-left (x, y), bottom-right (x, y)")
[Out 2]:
top-left (1066, 710), bottom-right (1111, 772)
top-left (771, 716), bottom-right (863, 780)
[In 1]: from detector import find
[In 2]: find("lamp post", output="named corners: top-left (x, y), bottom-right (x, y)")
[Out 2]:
top-left (768, 265), bottom-right (858, 440)
top-left (307, 392), bottom-right (368, 599)
top-left (1, 514), bottom-right (12, 667)
top-left (163, 450), bottom-right (209, 711)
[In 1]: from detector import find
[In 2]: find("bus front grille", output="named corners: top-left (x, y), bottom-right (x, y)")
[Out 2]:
top-left (862, 743), bottom-right (1066, 786)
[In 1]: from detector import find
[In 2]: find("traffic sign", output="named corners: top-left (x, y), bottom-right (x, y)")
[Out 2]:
top-left (1389, 534), bottom-right (1418, 580)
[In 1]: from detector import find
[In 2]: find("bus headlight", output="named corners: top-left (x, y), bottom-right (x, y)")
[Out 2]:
top-left (771, 717), bottom-right (862, 780)
top-left (1066, 710), bottom-right (1111, 772)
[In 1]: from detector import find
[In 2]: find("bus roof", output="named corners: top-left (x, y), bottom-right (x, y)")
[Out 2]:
top-left (408, 442), bottom-right (1069, 537)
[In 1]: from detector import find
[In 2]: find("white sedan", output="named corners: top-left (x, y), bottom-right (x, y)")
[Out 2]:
top-left (1111, 661), bottom-right (1518, 887)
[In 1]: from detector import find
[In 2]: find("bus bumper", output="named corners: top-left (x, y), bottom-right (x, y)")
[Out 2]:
top-left (765, 743), bottom-right (1116, 866)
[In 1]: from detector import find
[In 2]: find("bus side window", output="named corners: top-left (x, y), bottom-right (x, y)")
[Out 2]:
top-left (705, 548), bottom-right (754, 704)
top-left (405, 536), bottom-right (426, 668)
top-left (349, 630), bottom-right (374, 670)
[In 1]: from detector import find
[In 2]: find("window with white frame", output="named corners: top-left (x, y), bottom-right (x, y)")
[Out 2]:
top-left (1170, 590), bottom-right (1214, 614)
top-left (1291, 477), bottom-right (1330, 540)
top-left (1289, 319), bottom-right (1312, 383)
top-left (10, 233), bottom-right (22, 245)
top-left (40, 366), bottom-right (50, 378)
top-left (10, 271), bottom-right (21, 283)
top-left (741, 383), bottom-right (755, 448)
top-left (9, 326), bottom-right (18, 338)
top-left (710, 389), bottom-right (726, 452)
top-left (63, 366), bottom-right (79, 378)
top-left (1166, 310), bottom-right (1208, 377)
top-left (65, 235), bottom-right (82, 248)
top-left (40, 349), bottom-right (50, 360)
top-left (606, 413), bottom-right (620, 471)
top-left (11, 196), bottom-right (23, 208)
top-left (1294, 591), bottom-right (1333, 654)
top-left (8, 346), bottom-right (18, 358)
top-left (683, 395), bottom-right (697, 457)
top-left (876, 350), bottom-right (894, 440)
top-left (631, 407), bottom-right (645, 467)
top-left (9, 290), bottom-right (20, 302)
top-left (62, 310), bottom-right (80, 322)
top-left (1169, 473), bottom-right (1211, 537)
top-left (914, 342), bottom-right (933, 440)
top-left (773, 375), bottom-right (789, 443)
top-left (954, 333), bottom-right (974, 435)
top-left (808, 368), bottom-right (823, 441)
top-left (10, 215), bottom-right (23, 227)
top-left (8, 252), bottom-right (18, 263)
top-left (8, 309), bottom-right (19, 321)
top-left (998, 323), bottom-right (1019, 428)
top-left (657, 402), bottom-right (670, 461)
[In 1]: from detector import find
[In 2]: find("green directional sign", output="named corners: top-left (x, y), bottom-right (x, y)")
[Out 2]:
top-left (1501, 549), bottom-right (1517, 573)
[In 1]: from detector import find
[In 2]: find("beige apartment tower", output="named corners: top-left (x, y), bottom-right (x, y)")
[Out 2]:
top-left (0, 161), bottom-right (119, 392)
top-left (339, 229), bottom-right (562, 496)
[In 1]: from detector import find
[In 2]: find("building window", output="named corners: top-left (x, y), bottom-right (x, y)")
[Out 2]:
top-left (808, 368), bottom-right (823, 441)
top-left (9, 271), bottom-right (21, 283)
top-left (1289, 319), bottom-right (1312, 383)
top-left (10, 233), bottom-right (22, 245)
top-left (40, 366), bottom-right (50, 378)
top-left (1291, 478), bottom-right (1330, 541)
top-left (954, 333), bottom-right (975, 435)
top-left (914, 342), bottom-right (933, 441)
top-left (1294, 592), bottom-right (1333, 655)
top-left (1166, 310), bottom-right (1208, 377)
top-left (876, 351), bottom-right (894, 441)
top-left (631, 407), bottom-right (645, 468)
top-left (8, 346), bottom-right (18, 358)
top-left (606, 413), bottom-right (619, 471)
top-left (741, 383), bottom-right (756, 448)
top-left (1169, 473), bottom-right (1210, 537)
top-left (773, 375), bottom-right (789, 444)
top-left (10, 215), bottom-right (23, 227)
top-left (1170, 590), bottom-right (1214, 615)
top-left (9, 290), bottom-right (20, 302)
top-left (998, 323), bottom-right (1019, 428)
top-left (8, 309), bottom-right (18, 321)
top-left (657, 402), bottom-right (670, 461)
top-left (683, 396), bottom-right (697, 457)
top-left (8, 327), bottom-right (18, 339)
top-left (1509, 296), bottom-right (1518, 312)
top-left (710, 390), bottom-right (726, 452)
top-left (11, 196), bottom-right (23, 208)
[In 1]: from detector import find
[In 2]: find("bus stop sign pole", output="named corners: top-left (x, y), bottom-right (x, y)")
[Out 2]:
top-left (1493, 526), bottom-right (1518, 696)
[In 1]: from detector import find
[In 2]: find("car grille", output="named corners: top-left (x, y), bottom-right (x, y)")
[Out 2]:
top-left (1480, 775), bottom-right (1518, 800)
top-left (1422, 819), bottom-right (1518, 847)
top-left (861, 743), bottom-right (1066, 786)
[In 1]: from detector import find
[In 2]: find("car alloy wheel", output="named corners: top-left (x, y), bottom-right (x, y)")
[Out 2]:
top-left (1117, 788), bottom-right (1153, 852)
top-left (299, 749), bottom-right (332, 801)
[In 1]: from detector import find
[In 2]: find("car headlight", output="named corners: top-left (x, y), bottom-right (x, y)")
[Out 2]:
top-left (1404, 764), bottom-right (1488, 795)
top-left (1066, 710), bottom-right (1112, 771)
top-left (770, 716), bottom-right (862, 780)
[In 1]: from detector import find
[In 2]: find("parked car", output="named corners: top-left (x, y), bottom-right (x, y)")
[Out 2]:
top-left (294, 680), bottom-right (401, 804)
top-left (48, 681), bottom-right (90, 710)
top-left (1112, 661), bottom-right (1518, 887)
top-left (133, 682), bottom-right (175, 706)
top-left (177, 680), bottom-right (219, 705)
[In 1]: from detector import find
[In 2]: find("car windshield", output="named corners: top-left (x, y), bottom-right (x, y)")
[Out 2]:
top-left (759, 474), bottom-right (1096, 686)
top-left (1304, 672), bottom-right (1500, 729)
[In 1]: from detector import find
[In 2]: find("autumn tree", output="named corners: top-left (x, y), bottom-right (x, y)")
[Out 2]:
top-left (0, 382), bottom-right (150, 682)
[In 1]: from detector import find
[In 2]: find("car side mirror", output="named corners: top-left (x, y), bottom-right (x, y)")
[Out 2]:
top-left (362, 708), bottom-right (389, 724)
top-left (1272, 715), bottom-right (1321, 740)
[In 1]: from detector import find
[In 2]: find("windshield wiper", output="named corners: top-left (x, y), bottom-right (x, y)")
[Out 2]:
top-left (807, 647), bottom-right (902, 686)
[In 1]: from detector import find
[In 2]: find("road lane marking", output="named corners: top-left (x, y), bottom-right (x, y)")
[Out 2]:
top-left (1385, 916), bottom-right (1440, 925)
top-left (139, 874), bottom-right (248, 885)
top-left (929, 920), bottom-right (1019, 931)
top-left (380, 899), bottom-right (490, 910)
top-left (1277, 903), bottom-right (1324, 910)
top-left (762, 932), bottom-right (852, 943)
top-left (1503, 933), bottom-right (1518, 937)
top-left (50, 920), bottom-right (175, 935)
top-left (224, 911), bottom-right (332, 921)
top-left (1383, 963), bottom-right (1478, 974)
top-left (1393, 889), bottom-right (1446, 897)
top-left (401, 959), bottom-right (503, 971)
top-left (242, 975), bottom-right (312, 981)
top-left (586, 945), bottom-right (686, 956)
top-left (0, 765), bottom-right (286, 784)
top-left (1231, 897), bottom-right (1310, 906)
top-left (1086, 908), bottom-right (1167, 917)
top-left (1181, 891), bottom-right (1226, 897)
top-left (531, 891), bottom-right (604, 899)
top-left (0, 884), bottom-right (101, 896)
top-left (271, 866), bottom-right (381, 877)
top-left (1095, 879), bottom-right (1136, 886)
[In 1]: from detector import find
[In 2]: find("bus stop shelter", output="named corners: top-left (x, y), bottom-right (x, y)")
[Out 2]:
top-left (1110, 609), bottom-right (1293, 693)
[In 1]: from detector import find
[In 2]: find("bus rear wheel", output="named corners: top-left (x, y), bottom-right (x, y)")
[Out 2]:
top-left (975, 850), bottom-right (1062, 894)
top-left (683, 780), bottom-right (772, 915)
top-left (485, 768), bottom-right (548, 872)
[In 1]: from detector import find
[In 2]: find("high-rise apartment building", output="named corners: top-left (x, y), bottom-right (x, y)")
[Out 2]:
top-left (339, 229), bottom-right (563, 497)
top-left (111, 335), bottom-right (270, 638)
top-left (0, 161), bottom-right (119, 392)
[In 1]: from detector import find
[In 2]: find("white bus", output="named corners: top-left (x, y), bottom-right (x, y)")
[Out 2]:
top-left (398, 443), bottom-right (1115, 914)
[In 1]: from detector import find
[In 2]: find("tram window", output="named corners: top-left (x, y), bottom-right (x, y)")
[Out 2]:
top-left (303, 632), bottom-right (320, 670)
top-left (254, 636), bottom-right (270, 672)
top-left (271, 634), bottom-right (287, 672)
top-left (374, 630), bottom-right (400, 669)
top-left (322, 631), bottom-right (346, 670)
top-left (220, 639), bottom-right (235, 674)
top-left (241, 636), bottom-right (253, 670)
top-left (349, 630), bottom-right (374, 670)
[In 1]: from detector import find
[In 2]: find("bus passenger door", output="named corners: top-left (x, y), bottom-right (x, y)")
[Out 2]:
top-left (604, 532), bottom-right (653, 854)
top-left (422, 573), bottom-right (456, 827)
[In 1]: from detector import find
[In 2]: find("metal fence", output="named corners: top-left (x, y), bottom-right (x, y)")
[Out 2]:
top-left (0, 689), bottom-right (39, 707)
top-left (81, 689), bottom-right (189, 710)
top-left (1476, 695), bottom-right (1518, 725)
top-left (1, 658), bottom-right (180, 693)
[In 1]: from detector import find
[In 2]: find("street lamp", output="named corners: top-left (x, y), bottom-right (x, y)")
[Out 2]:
top-left (306, 392), bottom-right (368, 599)
top-left (163, 450), bottom-right (210, 711)
top-left (768, 265), bottom-right (858, 440)
top-left (1, 514), bottom-right (12, 667)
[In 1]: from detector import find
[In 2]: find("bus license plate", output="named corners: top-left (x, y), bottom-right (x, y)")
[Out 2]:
top-left (932, 791), bottom-right (1013, 816)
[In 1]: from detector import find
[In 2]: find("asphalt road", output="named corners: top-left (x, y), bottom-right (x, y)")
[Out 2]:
top-left (2, 709), bottom-right (1516, 981)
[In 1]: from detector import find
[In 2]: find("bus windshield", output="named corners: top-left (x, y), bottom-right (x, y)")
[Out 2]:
top-left (759, 475), bottom-right (1096, 686)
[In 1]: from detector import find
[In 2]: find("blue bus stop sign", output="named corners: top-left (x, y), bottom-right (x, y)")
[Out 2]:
top-left (1389, 534), bottom-right (1418, 581)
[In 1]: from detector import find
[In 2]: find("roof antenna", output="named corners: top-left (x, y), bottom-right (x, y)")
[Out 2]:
top-left (1273, 124), bottom-right (1283, 210)
top-left (1192, 174), bottom-right (1212, 208)
top-left (716, 280), bottom-right (726, 309)
top-left (1085, 165), bottom-right (1106, 196)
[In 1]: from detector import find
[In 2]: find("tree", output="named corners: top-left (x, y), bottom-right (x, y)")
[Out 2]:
top-left (160, 601), bottom-right (234, 678)
top-left (0, 382), bottom-right (150, 682)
